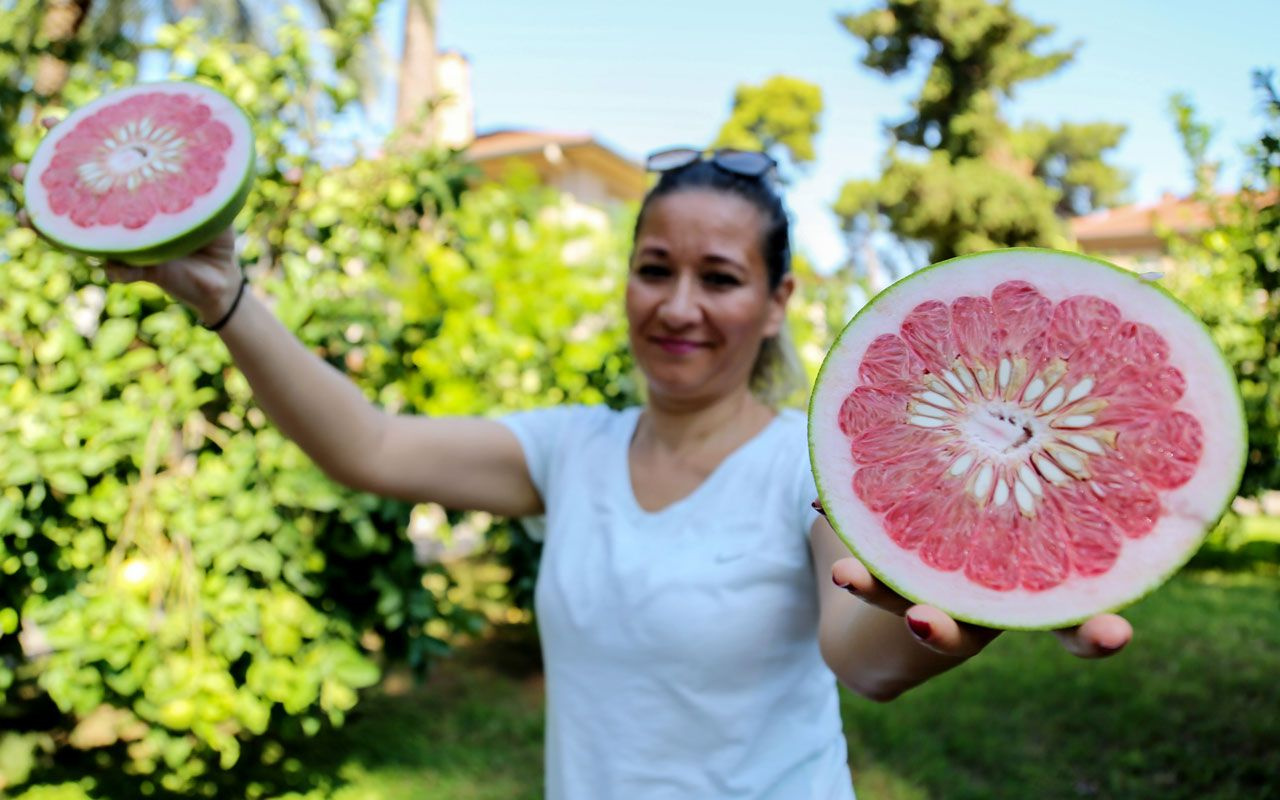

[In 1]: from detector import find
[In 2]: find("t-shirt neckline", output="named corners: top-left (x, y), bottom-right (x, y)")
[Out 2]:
top-left (617, 406), bottom-right (784, 521)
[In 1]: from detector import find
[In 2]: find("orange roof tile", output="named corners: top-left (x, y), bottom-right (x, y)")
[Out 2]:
top-left (1070, 190), bottom-right (1276, 242)
top-left (1070, 194), bottom-right (1216, 241)
top-left (466, 129), bottom-right (597, 160)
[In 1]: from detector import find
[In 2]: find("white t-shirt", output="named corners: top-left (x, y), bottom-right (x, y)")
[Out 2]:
top-left (500, 404), bottom-right (856, 800)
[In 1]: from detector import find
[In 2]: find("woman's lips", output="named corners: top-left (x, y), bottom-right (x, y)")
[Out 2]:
top-left (651, 336), bottom-right (707, 355)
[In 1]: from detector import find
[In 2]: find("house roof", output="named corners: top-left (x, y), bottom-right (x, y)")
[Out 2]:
top-left (1070, 193), bottom-right (1216, 243)
top-left (466, 129), bottom-right (598, 160)
top-left (464, 129), bottom-right (648, 203)
top-left (1070, 190), bottom-right (1275, 254)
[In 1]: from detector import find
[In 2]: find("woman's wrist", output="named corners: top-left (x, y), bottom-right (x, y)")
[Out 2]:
top-left (201, 273), bottom-right (248, 331)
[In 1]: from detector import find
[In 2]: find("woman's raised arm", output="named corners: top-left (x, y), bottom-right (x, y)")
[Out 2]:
top-left (197, 244), bottom-right (541, 517)
top-left (13, 146), bottom-right (542, 518)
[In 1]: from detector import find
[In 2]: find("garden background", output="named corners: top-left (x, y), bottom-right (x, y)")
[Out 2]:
top-left (0, 1), bottom-right (1276, 797)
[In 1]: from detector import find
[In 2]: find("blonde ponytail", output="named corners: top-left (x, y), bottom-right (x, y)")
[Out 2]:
top-left (750, 325), bottom-right (805, 408)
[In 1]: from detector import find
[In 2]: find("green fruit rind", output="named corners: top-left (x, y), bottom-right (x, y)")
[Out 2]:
top-left (808, 247), bottom-right (1246, 631)
top-left (23, 81), bottom-right (255, 266)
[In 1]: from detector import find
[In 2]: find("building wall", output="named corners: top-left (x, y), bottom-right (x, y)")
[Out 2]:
top-left (435, 50), bottom-right (474, 149)
top-left (555, 164), bottom-right (613, 209)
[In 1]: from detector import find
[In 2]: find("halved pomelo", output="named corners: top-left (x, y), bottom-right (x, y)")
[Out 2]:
top-left (809, 249), bottom-right (1245, 630)
top-left (23, 81), bottom-right (254, 265)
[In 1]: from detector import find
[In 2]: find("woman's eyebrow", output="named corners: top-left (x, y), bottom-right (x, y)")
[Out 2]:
top-left (703, 253), bottom-right (747, 269)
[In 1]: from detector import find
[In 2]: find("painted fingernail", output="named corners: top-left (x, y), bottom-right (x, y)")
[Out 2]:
top-left (906, 616), bottom-right (932, 640)
top-left (831, 574), bottom-right (859, 594)
top-left (811, 499), bottom-right (827, 517)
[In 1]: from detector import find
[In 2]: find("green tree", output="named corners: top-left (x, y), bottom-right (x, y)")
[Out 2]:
top-left (712, 75), bottom-right (824, 180)
top-left (1162, 71), bottom-right (1280, 501)
top-left (22, 0), bottom-right (380, 116)
top-left (1, 7), bottom-right (460, 793)
top-left (833, 0), bottom-right (1129, 263)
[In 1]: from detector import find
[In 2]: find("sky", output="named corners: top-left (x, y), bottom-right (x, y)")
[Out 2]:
top-left (380, 0), bottom-right (1279, 272)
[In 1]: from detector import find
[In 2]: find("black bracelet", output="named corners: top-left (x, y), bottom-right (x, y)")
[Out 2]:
top-left (205, 274), bottom-right (247, 332)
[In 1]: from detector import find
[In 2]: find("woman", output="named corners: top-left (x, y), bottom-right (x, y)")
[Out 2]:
top-left (13, 144), bottom-right (1130, 799)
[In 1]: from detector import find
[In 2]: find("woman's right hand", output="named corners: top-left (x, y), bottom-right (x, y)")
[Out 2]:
top-left (99, 226), bottom-right (242, 327)
top-left (9, 117), bottom-right (242, 326)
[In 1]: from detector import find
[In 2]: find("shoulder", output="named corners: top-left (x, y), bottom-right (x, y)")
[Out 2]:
top-left (499, 403), bottom-right (634, 448)
top-left (731, 406), bottom-right (813, 487)
top-left (769, 407), bottom-right (812, 463)
top-left (498, 404), bottom-right (635, 499)
top-left (503, 402), bottom-right (628, 425)
top-left (769, 407), bottom-right (821, 520)
top-left (716, 406), bottom-right (819, 540)
top-left (773, 407), bottom-right (809, 439)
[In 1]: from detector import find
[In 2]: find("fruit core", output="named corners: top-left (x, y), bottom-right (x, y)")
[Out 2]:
top-left (909, 359), bottom-right (1108, 516)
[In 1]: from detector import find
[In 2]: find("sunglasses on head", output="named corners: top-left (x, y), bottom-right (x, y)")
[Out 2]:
top-left (644, 147), bottom-right (777, 178)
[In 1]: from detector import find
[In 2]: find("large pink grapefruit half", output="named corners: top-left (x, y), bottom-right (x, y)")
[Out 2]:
top-left (23, 81), bottom-right (254, 265)
top-left (809, 249), bottom-right (1245, 630)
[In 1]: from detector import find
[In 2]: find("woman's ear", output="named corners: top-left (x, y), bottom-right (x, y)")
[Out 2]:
top-left (763, 272), bottom-right (796, 338)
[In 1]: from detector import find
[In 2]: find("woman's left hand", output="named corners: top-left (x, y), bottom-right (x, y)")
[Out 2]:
top-left (830, 554), bottom-right (1133, 660)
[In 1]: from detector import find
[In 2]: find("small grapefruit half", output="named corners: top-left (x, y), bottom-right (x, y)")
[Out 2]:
top-left (23, 81), bottom-right (254, 265)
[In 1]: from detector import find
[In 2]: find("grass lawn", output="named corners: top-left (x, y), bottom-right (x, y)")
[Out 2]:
top-left (15, 570), bottom-right (1278, 799)
top-left (293, 570), bottom-right (1279, 800)
top-left (839, 570), bottom-right (1279, 799)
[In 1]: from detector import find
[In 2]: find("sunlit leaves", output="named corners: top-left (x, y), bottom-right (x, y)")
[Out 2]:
top-left (1163, 74), bottom-right (1280, 501)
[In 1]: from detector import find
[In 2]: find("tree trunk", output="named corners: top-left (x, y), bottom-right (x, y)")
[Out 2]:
top-left (394, 0), bottom-right (438, 148)
top-left (33, 0), bottom-right (94, 98)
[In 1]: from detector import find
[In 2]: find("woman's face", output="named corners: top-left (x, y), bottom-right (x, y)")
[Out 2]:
top-left (626, 189), bottom-right (793, 405)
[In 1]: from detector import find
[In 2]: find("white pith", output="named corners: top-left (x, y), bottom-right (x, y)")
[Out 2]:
top-left (76, 118), bottom-right (189, 193)
top-left (23, 82), bottom-right (253, 253)
top-left (898, 357), bottom-right (1114, 516)
top-left (810, 250), bottom-right (1245, 629)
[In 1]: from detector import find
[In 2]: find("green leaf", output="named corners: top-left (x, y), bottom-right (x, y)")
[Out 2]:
top-left (92, 318), bottom-right (138, 360)
top-left (46, 471), bottom-right (88, 496)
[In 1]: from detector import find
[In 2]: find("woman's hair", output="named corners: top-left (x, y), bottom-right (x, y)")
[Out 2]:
top-left (632, 159), bottom-right (804, 406)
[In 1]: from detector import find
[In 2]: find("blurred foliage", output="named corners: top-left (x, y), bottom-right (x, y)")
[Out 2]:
top-left (0, 1), bottom-right (658, 796)
top-left (1162, 71), bottom-right (1280, 517)
top-left (834, 0), bottom-right (1129, 264)
top-left (712, 74), bottom-right (824, 182)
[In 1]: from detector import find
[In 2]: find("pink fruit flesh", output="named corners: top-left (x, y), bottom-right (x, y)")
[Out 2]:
top-left (40, 91), bottom-right (233, 231)
top-left (842, 281), bottom-right (1204, 593)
